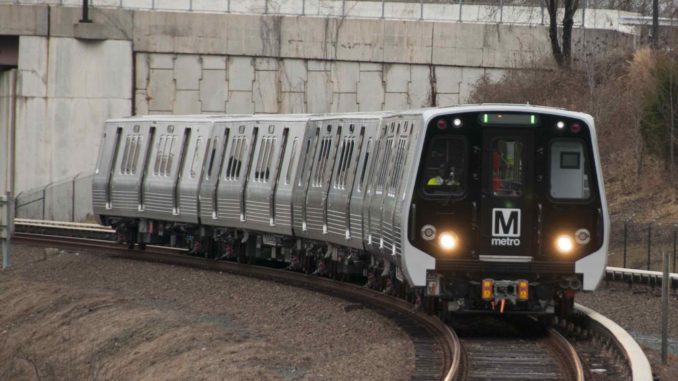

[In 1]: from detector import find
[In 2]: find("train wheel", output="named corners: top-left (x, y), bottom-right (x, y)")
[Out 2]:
top-left (138, 242), bottom-right (146, 251)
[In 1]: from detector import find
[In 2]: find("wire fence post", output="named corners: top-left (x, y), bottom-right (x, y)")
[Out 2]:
top-left (622, 220), bottom-right (629, 268)
top-left (661, 251), bottom-right (669, 365)
top-left (42, 186), bottom-right (46, 220)
top-left (673, 226), bottom-right (677, 273)
top-left (1, 192), bottom-right (12, 270)
top-left (647, 223), bottom-right (652, 270)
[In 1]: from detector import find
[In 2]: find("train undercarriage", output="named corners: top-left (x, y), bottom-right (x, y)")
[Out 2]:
top-left (105, 216), bottom-right (583, 318)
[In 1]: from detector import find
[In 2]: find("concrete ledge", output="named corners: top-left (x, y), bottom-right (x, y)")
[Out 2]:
top-left (51, 7), bottom-right (133, 41)
top-left (0, 4), bottom-right (49, 36)
top-left (575, 303), bottom-right (653, 381)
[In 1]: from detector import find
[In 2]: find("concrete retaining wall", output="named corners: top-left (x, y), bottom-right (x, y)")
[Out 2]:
top-left (0, 4), bottom-right (637, 221)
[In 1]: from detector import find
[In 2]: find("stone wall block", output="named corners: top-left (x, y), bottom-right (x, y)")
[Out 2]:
top-left (200, 70), bottom-right (227, 112)
top-left (436, 93), bottom-right (460, 107)
top-left (255, 57), bottom-right (279, 71)
top-left (307, 60), bottom-right (331, 72)
top-left (228, 57), bottom-right (255, 91)
top-left (335, 18), bottom-right (384, 62)
top-left (384, 64), bottom-right (410, 93)
top-left (408, 65), bottom-right (432, 108)
top-left (149, 53), bottom-right (175, 69)
top-left (280, 16), bottom-right (337, 60)
top-left (460, 67), bottom-right (484, 102)
top-left (17, 36), bottom-right (48, 97)
top-left (280, 92), bottom-right (306, 114)
top-left (135, 52), bottom-right (150, 90)
top-left (202, 55), bottom-right (227, 70)
top-left (174, 90), bottom-right (201, 114)
top-left (15, 97), bottom-right (50, 191)
top-left (331, 93), bottom-right (358, 113)
top-left (331, 61), bottom-right (359, 93)
top-left (122, 0), bottom-right (153, 9)
top-left (383, 20), bottom-right (433, 64)
top-left (174, 55), bottom-right (202, 90)
top-left (281, 59), bottom-right (307, 93)
top-left (384, 93), bottom-right (408, 111)
top-left (226, 91), bottom-right (254, 114)
top-left (357, 71), bottom-right (384, 112)
top-left (155, 0), bottom-right (191, 11)
top-left (192, 0), bottom-right (229, 13)
top-left (48, 38), bottom-right (132, 99)
top-left (306, 71), bottom-right (332, 113)
top-left (148, 69), bottom-right (175, 112)
top-left (360, 63), bottom-right (382, 72)
top-left (253, 70), bottom-right (279, 113)
top-left (434, 66), bottom-right (462, 94)
top-left (135, 89), bottom-right (149, 115)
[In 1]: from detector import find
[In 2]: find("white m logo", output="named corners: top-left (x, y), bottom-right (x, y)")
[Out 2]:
top-left (492, 208), bottom-right (521, 237)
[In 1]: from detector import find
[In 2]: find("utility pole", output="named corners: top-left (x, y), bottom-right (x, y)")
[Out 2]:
top-left (653, 0), bottom-right (659, 48)
top-left (661, 251), bottom-right (670, 364)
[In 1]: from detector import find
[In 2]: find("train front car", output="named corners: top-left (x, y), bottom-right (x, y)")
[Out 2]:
top-left (404, 106), bottom-right (609, 316)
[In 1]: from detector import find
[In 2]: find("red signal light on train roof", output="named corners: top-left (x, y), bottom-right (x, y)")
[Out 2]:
top-left (570, 123), bottom-right (581, 133)
top-left (437, 119), bottom-right (447, 130)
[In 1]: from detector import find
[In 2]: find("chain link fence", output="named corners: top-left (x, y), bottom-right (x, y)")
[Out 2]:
top-left (15, 172), bottom-right (95, 223)
top-left (609, 219), bottom-right (678, 272)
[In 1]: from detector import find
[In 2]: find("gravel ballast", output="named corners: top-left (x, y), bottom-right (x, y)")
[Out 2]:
top-left (0, 244), bottom-right (415, 380)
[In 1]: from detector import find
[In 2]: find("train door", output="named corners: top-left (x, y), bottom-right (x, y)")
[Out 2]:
top-left (479, 129), bottom-right (535, 258)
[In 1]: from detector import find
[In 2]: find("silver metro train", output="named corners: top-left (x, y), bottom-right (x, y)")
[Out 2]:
top-left (92, 105), bottom-right (609, 316)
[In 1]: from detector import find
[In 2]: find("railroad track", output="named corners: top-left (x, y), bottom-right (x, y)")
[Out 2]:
top-left (451, 315), bottom-right (583, 381)
top-left (9, 219), bottom-right (654, 381)
top-left (12, 231), bottom-right (460, 381)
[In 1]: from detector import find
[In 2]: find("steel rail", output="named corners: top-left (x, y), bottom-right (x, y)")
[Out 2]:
top-left (12, 232), bottom-right (461, 381)
top-left (452, 315), bottom-right (583, 381)
top-left (573, 304), bottom-right (653, 381)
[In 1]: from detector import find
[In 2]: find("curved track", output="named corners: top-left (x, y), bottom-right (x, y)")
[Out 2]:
top-left (12, 232), bottom-right (460, 381)
top-left (451, 315), bottom-right (583, 381)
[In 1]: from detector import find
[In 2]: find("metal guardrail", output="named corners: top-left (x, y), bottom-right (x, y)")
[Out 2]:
top-left (606, 266), bottom-right (678, 289)
top-left (575, 304), bottom-right (654, 381)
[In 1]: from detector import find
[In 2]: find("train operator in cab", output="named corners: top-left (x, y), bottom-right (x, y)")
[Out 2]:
top-left (427, 163), bottom-right (460, 187)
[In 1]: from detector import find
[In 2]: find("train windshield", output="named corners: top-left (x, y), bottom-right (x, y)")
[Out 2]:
top-left (422, 136), bottom-right (467, 196)
top-left (491, 138), bottom-right (524, 197)
top-left (550, 139), bottom-right (592, 200)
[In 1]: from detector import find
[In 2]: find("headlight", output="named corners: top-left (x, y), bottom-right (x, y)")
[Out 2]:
top-left (439, 232), bottom-right (458, 251)
top-left (555, 235), bottom-right (574, 254)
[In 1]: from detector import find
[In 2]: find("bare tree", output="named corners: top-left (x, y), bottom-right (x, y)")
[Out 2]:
top-left (545, 0), bottom-right (580, 68)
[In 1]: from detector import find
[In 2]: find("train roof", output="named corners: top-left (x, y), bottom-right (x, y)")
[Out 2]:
top-left (105, 105), bottom-right (594, 127)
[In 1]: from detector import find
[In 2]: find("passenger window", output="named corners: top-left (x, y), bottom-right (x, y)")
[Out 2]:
top-left (376, 137), bottom-right (393, 194)
top-left (206, 137), bottom-right (218, 180)
top-left (120, 136), bottom-right (131, 174)
top-left (313, 136), bottom-right (332, 187)
top-left (225, 137), bottom-right (243, 181)
top-left (286, 138), bottom-right (298, 185)
top-left (491, 138), bottom-right (523, 197)
top-left (389, 136), bottom-right (407, 197)
top-left (335, 136), bottom-right (355, 190)
top-left (422, 136), bottom-right (466, 196)
top-left (550, 140), bottom-right (591, 200)
top-left (358, 139), bottom-right (372, 192)
top-left (254, 137), bottom-right (275, 182)
top-left (191, 137), bottom-right (203, 179)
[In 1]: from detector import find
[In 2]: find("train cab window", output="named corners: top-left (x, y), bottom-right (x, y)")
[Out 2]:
top-left (550, 140), bottom-right (591, 200)
top-left (422, 136), bottom-right (466, 196)
top-left (491, 139), bottom-right (523, 197)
